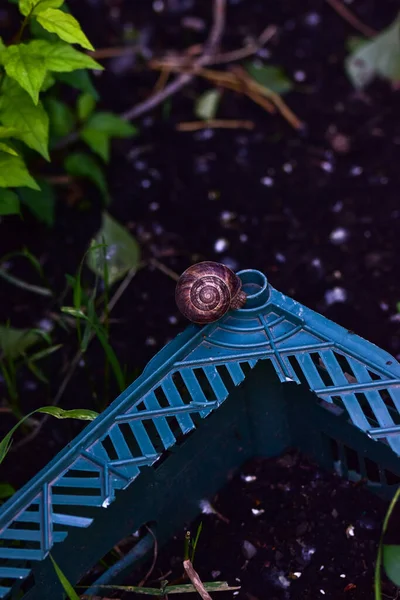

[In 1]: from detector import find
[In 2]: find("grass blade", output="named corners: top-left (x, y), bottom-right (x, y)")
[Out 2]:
top-left (50, 554), bottom-right (80, 600)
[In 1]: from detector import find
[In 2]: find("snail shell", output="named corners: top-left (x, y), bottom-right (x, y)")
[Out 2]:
top-left (175, 261), bottom-right (247, 324)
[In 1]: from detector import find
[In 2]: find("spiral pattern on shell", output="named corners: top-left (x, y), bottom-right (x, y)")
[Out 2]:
top-left (175, 261), bottom-right (246, 324)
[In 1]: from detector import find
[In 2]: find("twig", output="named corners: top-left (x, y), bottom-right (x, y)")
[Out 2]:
top-left (183, 560), bottom-right (213, 600)
top-left (150, 25), bottom-right (277, 70)
top-left (149, 258), bottom-right (180, 282)
top-left (231, 65), bottom-right (303, 129)
top-left (176, 119), bottom-right (254, 131)
top-left (122, 0), bottom-right (226, 122)
top-left (325, 0), bottom-right (377, 37)
top-left (88, 45), bottom-right (140, 59)
top-left (210, 25), bottom-right (277, 64)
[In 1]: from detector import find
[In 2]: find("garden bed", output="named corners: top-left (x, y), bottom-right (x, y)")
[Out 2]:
top-left (0, 0), bottom-right (399, 532)
top-left (124, 450), bottom-right (396, 600)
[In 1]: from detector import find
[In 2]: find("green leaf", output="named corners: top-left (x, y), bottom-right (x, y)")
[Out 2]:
top-left (346, 36), bottom-right (368, 53)
top-left (41, 72), bottom-right (56, 92)
top-left (50, 555), bottom-right (80, 600)
top-left (18, 180), bottom-right (55, 226)
top-left (383, 545), bottom-right (400, 586)
top-left (30, 40), bottom-right (103, 73)
top-left (0, 325), bottom-right (40, 359)
top-left (3, 43), bottom-right (47, 104)
top-left (84, 112), bottom-right (137, 137)
top-left (64, 152), bottom-right (108, 202)
top-left (77, 92), bottom-right (96, 121)
top-left (94, 325), bottom-right (126, 391)
top-left (245, 63), bottom-right (293, 95)
top-left (0, 126), bottom-right (18, 138)
top-left (86, 212), bottom-right (140, 285)
top-left (81, 112), bottom-right (137, 161)
top-left (0, 406), bottom-right (98, 465)
top-left (0, 189), bottom-right (20, 215)
top-left (36, 9), bottom-right (95, 50)
top-left (0, 483), bottom-right (15, 500)
top-left (0, 153), bottom-right (40, 190)
top-left (346, 18), bottom-right (400, 89)
top-left (46, 97), bottom-right (75, 137)
top-left (0, 142), bottom-right (18, 156)
top-left (19, 0), bottom-right (64, 17)
top-left (80, 129), bottom-right (109, 162)
top-left (0, 77), bottom-right (49, 160)
top-left (195, 89), bottom-right (221, 120)
top-left (56, 69), bottom-right (99, 98)
top-left (61, 307), bottom-right (86, 319)
top-left (38, 406), bottom-right (99, 420)
top-left (375, 487), bottom-right (400, 599)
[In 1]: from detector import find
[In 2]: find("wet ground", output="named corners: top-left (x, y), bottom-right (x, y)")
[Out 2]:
top-left (116, 450), bottom-right (396, 600)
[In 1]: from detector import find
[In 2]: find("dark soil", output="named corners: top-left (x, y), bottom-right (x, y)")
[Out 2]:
top-left (119, 450), bottom-right (396, 600)
top-left (1, 0), bottom-right (400, 596)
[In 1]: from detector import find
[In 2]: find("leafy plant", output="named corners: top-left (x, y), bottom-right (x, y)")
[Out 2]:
top-left (346, 17), bottom-right (400, 89)
top-left (61, 218), bottom-right (140, 403)
top-left (0, 0), bottom-right (138, 222)
top-left (183, 523), bottom-right (203, 565)
top-left (50, 554), bottom-right (81, 600)
top-left (195, 89), bottom-right (221, 121)
top-left (244, 63), bottom-right (293, 95)
top-left (0, 483), bottom-right (15, 501)
top-left (0, 323), bottom-right (61, 416)
top-left (375, 486), bottom-right (400, 598)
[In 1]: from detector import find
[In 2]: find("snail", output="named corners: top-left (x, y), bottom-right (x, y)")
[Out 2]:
top-left (175, 261), bottom-right (247, 324)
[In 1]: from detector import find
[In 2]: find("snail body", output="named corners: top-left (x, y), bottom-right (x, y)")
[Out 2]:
top-left (175, 261), bottom-right (247, 324)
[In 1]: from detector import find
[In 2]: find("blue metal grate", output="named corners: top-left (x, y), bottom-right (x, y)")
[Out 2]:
top-left (0, 268), bottom-right (400, 598)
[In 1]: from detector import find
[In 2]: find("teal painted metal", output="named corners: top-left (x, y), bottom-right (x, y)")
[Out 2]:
top-left (1, 268), bottom-right (400, 599)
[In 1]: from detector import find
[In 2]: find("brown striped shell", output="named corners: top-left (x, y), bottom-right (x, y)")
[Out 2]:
top-left (175, 261), bottom-right (247, 324)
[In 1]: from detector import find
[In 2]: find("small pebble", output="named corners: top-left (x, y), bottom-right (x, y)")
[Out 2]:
top-left (261, 176), bottom-right (274, 187)
top-left (329, 227), bottom-right (349, 244)
top-left (294, 70), bottom-right (306, 82)
top-left (241, 474), bottom-right (257, 482)
top-left (242, 540), bottom-right (257, 559)
top-left (346, 524), bottom-right (355, 538)
top-left (251, 508), bottom-right (265, 516)
top-left (214, 238), bottom-right (229, 253)
top-left (350, 165), bottom-right (363, 176)
top-left (325, 287), bottom-right (348, 305)
top-left (304, 11), bottom-right (321, 26)
top-left (283, 162), bottom-right (293, 173)
top-left (321, 161), bottom-right (334, 173)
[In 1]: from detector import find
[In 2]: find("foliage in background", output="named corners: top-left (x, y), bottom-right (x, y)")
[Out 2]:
top-left (0, 0), bottom-right (137, 224)
top-left (375, 486), bottom-right (400, 598)
top-left (346, 17), bottom-right (400, 89)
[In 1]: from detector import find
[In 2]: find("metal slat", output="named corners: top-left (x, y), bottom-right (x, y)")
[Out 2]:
top-left (143, 392), bottom-right (176, 449)
top-left (202, 366), bottom-right (228, 403)
top-left (320, 351), bottom-right (371, 431)
top-left (0, 529), bottom-right (67, 543)
top-left (161, 376), bottom-right (194, 434)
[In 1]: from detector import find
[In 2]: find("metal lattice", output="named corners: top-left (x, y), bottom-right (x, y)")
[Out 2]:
top-left (1, 268), bottom-right (400, 598)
